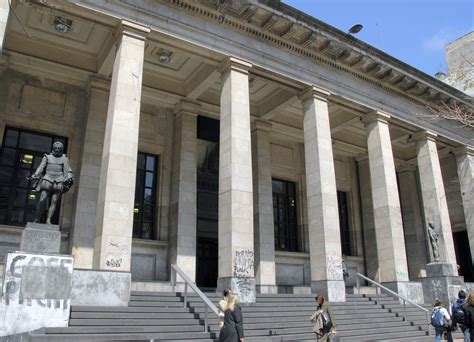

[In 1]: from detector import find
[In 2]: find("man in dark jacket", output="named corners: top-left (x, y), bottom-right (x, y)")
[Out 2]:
top-left (452, 289), bottom-right (470, 342)
top-left (464, 292), bottom-right (474, 342)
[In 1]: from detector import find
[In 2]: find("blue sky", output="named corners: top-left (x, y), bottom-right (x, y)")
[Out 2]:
top-left (283, 0), bottom-right (473, 76)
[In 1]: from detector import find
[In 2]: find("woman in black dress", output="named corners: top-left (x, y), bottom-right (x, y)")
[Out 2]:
top-left (219, 290), bottom-right (244, 342)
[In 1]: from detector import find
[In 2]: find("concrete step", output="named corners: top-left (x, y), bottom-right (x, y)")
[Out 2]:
top-left (71, 306), bottom-right (190, 313)
top-left (70, 312), bottom-right (197, 319)
top-left (129, 295), bottom-right (183, 302)
top-left (69, 318), bottom-right (201, 326)
top-left (32, 331), bottom-right (215, 341)
top-left (45, 325), bottom-right (205, 334)
top-left (128, 301), bottom-right (186, 307)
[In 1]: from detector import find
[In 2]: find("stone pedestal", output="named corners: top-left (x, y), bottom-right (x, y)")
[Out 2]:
top-left (20, 222), bottom-right (61, 254)
top-left (416, 262), bottom-right (465, 306)
top-left (1, 251), bottom-right (74, 336)
top-left (383, 281), bottom-right (424, 304)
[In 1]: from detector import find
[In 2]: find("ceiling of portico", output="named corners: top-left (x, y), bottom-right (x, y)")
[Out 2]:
top-left (3, 1), bottom-right (458, 166)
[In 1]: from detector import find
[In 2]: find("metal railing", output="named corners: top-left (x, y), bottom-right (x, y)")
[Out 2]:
top-left (170, 264), bottom-right (219, 332)
top-left (356, 273), bottom-right (431, 336)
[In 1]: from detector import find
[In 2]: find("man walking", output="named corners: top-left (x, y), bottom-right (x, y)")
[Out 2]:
top-left (451, 289), bottom-right (470, 342)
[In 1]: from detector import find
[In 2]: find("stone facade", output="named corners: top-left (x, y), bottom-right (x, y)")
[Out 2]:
top-left (0, 0), bottom-right (472, 312)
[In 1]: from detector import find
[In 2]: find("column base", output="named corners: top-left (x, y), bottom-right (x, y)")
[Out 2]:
top-left (414, 262), bottom-right (465, 306)
top-left (382, 281), bottom-right (424, 304)
top-left (256, 285), bottom-right (278, 294)
top-left (217, 277), bottom-right (256, 304)
top-left (311, 280), bottom-right (346, 302)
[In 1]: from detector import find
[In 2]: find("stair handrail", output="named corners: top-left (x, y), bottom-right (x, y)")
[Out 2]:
top-left (170, 264), bottom-right (219, 332)
top-left (356, 273), bottom-right (431, 336)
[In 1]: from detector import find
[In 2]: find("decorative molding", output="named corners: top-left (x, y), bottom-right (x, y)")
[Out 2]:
top-left (161, 0), bottom-right (470, 108)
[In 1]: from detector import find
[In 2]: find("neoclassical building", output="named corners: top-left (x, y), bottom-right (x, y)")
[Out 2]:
top-left (0, 0), bottom-right (472, 303)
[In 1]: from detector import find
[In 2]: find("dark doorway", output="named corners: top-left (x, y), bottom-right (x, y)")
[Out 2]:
top-left (196, 236), bottom-right (218, 288)
top-left (196, 140), bottom-right (219, 288)
top-left (453, 231), bottom-right (473, 282)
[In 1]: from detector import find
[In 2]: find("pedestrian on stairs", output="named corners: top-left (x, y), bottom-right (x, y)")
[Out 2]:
top-left (464, 292), bottom-right (474, 342)
top-left (310, 294), bottom-right (337, 342)
top-left (218, 289), bottom-right (244, 342)
top-left (431, 298), bottom-right (453, 342)
top-left (451, 289), bottom-right (470, 342)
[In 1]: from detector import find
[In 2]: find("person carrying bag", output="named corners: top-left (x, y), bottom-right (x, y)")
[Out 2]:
top-left (310, 294), bottom-right (337, 342)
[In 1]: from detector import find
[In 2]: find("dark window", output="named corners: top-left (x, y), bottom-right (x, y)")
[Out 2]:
top-left (338, 191), bottom-right (352, 256)
top-left (197, 115), bottom-right (219, 142)
top-left (272, 178), bottom-right (298, 252)
top-left (133, 152), bottom-right (159, 240)
top-left (0, 127), bottom-right (67, 226)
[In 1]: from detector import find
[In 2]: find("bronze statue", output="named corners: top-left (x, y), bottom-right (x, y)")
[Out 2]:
top-left (427, 221), bottom-right (440, 262)
top-left (27, 141), bottom-right (74, 225)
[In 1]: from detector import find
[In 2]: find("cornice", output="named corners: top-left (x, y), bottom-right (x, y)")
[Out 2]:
top-left (162, 0), bottom-right (471, 108)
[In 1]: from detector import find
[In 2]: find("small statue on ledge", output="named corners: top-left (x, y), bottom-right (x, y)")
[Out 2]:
top-left (427, 221), bottom-right (441, 262)
top-left (27, 141), bottom-right (74, 225)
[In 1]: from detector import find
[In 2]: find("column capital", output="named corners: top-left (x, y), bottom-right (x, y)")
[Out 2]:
top-left (116, 20), bottom-right (150, 41)
top-left (173, 99), bottom-right (200, 117)
top-left (251, 119), bottom-right (272, 133)
top-left (218, 56), bottom-right (252, 75)
top-left (299, 86), bottom-right (331, 103)
top-left (87, 76), bottom-right (111, 95)
top-left (452, 145), bottom-right (474, 157)
top-left (361, 110), bottom-right (391, 126)
top-left (412, 130), bottom-right (438, 143)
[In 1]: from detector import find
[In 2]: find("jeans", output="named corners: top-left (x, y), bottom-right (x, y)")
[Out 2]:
top-left (460, 326), bottom-right (470, 342)
top-left (434, 327), bottom-right (453, 342)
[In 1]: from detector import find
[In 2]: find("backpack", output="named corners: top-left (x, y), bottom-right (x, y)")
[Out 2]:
top-left (322, 310), bottom-right (333, 330)
top-left (431, 308), bottom-right (445, 328)
top-left (452, 302), bottom-right (465, 325)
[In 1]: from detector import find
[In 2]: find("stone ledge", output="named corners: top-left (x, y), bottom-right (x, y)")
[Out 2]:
top-left (70, 269), bottom-right (131, 307)
top-left (0, 225), bottom-right (69, 239)
top-left (132, 238), bottom-right (167, 249)
top-left (275, 250), bottom-right (310, 261)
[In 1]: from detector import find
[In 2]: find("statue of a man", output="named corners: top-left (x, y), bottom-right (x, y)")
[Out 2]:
top-left (427, 221), bottom-right (440, 262)
top-left (27, 141), bottom-right (74, 225)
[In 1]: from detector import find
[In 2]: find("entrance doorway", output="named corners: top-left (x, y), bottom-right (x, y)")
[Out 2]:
top-left (196, 140), bottom-right (219, 288)
top-left (453, 230), bottom-right (473, 282)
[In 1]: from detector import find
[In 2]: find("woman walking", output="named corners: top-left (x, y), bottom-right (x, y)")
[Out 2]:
top-left (310, 294), bottom-right (337, 342)
top-left (219, 290), bottom-right (244, 342)
top-left (431, 298), bottom-right (453, 342)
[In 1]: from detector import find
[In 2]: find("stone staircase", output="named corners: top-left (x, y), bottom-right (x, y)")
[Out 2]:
top-left (29, 291), bottom-right (462, 341)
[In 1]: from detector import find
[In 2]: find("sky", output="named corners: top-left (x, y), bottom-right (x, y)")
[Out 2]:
top-left (283, 0), bottom-right (473, 77)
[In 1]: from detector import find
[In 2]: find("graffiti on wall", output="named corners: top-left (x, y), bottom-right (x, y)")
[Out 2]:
top-left (3, 253), bottom-right (73, 310)
top-left (233, 250), bottom-right (254, 277)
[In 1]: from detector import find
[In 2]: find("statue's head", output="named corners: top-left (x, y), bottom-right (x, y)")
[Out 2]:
top-left (428, 221), bottom-right (434, 228)
top-left (52, 141), bottom-right (64, 157)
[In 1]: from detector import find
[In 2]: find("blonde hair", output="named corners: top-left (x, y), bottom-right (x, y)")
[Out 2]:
top-left (468, 292), bottom-right (474, 306)
top-left (226, 293), bottom-right (239, 311)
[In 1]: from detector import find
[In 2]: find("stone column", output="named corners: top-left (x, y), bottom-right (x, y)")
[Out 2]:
top-left (169, 100), bottom-right (198, 282)
top-left (362, 112), bottom-right (414, 296)
top-left (415, 131), bottom-right (457, 271)
top-left (93, 21), bottom-right (149, 272)
top-left (301, 86), bottom-right (345, 302)
top-left (0, 0), bottom-right (9, 53)
top-left (357, 157), bottom-right (379, 281)
top-left (251, 119), bottom-right (277, 294)
top-left (454, 146), bottom-right (474, 265)
top-left (217, 57), bottom-right (255, 303)
top-left (71, 78), bottom-right (109, 269)
top-left (398, 166), bottom-right (428, 278)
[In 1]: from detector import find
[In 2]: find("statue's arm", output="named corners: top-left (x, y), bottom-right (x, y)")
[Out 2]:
top-left (31, 155), bottom-right (48, 178)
